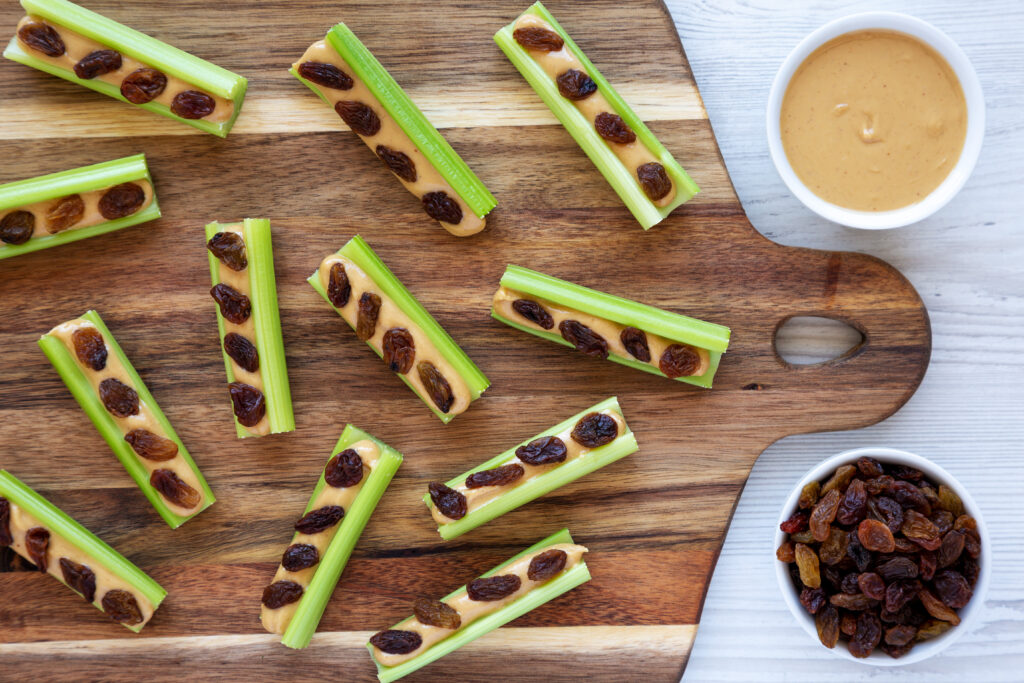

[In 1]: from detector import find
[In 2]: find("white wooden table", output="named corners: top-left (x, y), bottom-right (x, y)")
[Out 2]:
top-left (664, 0), bottom-right (1024, 679)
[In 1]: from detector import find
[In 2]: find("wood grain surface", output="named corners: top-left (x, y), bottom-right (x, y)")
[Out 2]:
top-left (0, 1), bottom-right (930, 680)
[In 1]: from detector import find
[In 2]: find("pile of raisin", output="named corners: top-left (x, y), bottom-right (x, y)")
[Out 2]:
top-left (777, 457), bottom-right (980, 658)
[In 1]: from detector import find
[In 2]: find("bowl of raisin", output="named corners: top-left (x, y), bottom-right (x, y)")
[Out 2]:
top-left (775, 447), bottom-right (989, 665)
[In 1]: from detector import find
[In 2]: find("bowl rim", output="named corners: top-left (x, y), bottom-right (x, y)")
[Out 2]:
top-left (774, 446), bottom-right (991, 666)
top-left (766, 11), bottom-right (985, 229)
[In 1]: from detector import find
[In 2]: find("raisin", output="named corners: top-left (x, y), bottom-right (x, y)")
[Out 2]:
top-left (866, 474), bottom-right (894, 496)
top-left (417, 362), bottom-right (455, 413)
top-left (25, 527), bottom-right (49, 572)
top-left (0, 499), bottom-right (10, 546)
top-left (281, 543), bottom-right (319, 571)
top-left (428, 482), bottom-right (466, 520)
top-left (659, 344), bottom-right (701, 378)
top-left (99, 378), bottom-right (139, 417)
top-left (228, 382), bottom-right (265, 427)
top-left (836, 478), bottom-right (868, 526)
top-left (921, 485), bottom-right (941, 509)
top-left (846, 534), bottom-right (873, 572)
top-left (857, 572), bottom-right (886, 601)
top-left (211, 283), bottom-right (251, 324)
top-left (937, 530), bottom-right (965, 568)
top-left (798, 481), bottom-right (820, 509)
top-left (882, 642), bottom-right (912, 658)
top-left (46, 194), bottom-right (85, 233)
top-left (413, 598), bottom-right (461, 629)
top-left (376, 145), bottom-right (416, 182)
top-left (794, 543), bottom-right (820, 588)
top-left (99, 182), bottom-right (146, 219)
top-left (73, 49), bottom-right (122, 79)
top-left (790, 529), bottom-right (815, 544)
top-left (511, 299), bottom-right (554, 330)
top-left (335, 101), bottom-right (381, 136)
top-left (466, 463), bottom-right (524, 489)
top-left (930, 511), bottom-right (954, 537)
top-left (120, 68), bottom-right (167, 103)
top-left (937, 485), bottom-right (965, 517)
top-left (379, 328), bottom-right (414, 374)
top-left (327, 262), bottom-right (351, 308)
top-left (370, 629), bottom-right (422, 654)
top-left (171, 90), bottom-right (215, 119)
top-left (889, 465), bottom-right (924, 482)
top-left (468, 574), bottom-right (521, 601)
top-left (298, 61), bottom-right (353, 90)
top-left (559, 320), bottom-right (608, 358)
top-left (818, 527), bottom-right (849, 566)
top-left (60, 558), bottom-right (96, 602)
top-left (893, 537), bottom-right (918, 553)
top-left (102, 589), bottom-right (143, 625)
top-left (637, 162), bottom-right (672, 201)
top-left (295, 505), bottom-right (344, 534)
top-left (876, 556), bottom-right (918, 582)
top-left (810, 489), bottom-right (841, 542)
top-left (151, 469), bottom-right (201, 509)
top-left (0, 211), bottom-right (34, 245)
top-left (72, 327), bottom-right (107, 371)
top-left (916, 618), bottom-right (954, 639)
top-left (18, 21), bottom-right (64, 56)
top-left (892, 480), bottom-right (931, 515)
top-left (556, 68), bottom-right (597, 100)
top-left (822, 465), bottom-right (856, 495)
top-left (262, 580), bottom-right (303, 609)
top-left (513, 26), bottom-right (564, 51)
top-left (571, 412), bottom-right (618, 448)
top-left (961, 556), bottom-right (980, 586)
top-left (528, 548), bottom-right (568, 582)
top-left (856, 456), bottom-right (884, 478)
top-left (901, 509), bottom-right (940, 549)
top-left (223, 333), bottom-right (259, 373)
top-left (594, 112), bottom-right (636, 144)
top-left (934, 569), bottom-right (972, 608)
top-left (849, 612), bottom-right (882, 658)
top-left (422, 191), bottom-right (463, 225)
top-left (885, 578), bottom-right (922, 613)
top-left (918, 587), bottom-right (961, 624)
top-left (206, 232), bottom-right (247, 271)
top-left (515, 436), bottom-right (567, 465)
top-left (840, 613), bottom-right (858, 637)
top-left (618, 327), bottom-right (651, 362)
top-left (858, 519), bottom-right (895, 553)
top-left (884, 624), bottom-right (917, 647)
top-left (779, 510), bottom-right (809, 535)
top-left (325, 449), bottom-right (364, 488)
top-left (815, 605), bottom-right (839, 648)
top-left (799, 586), bottom-right (826, 615)
top-left (874, 496), bottom-right (904, 534)
top-left (919, 550), bottom-right (938, 581)
top-left (830, 592), bottom-right (874, 610)
top-left (776, 540), bottom-right (796, 563)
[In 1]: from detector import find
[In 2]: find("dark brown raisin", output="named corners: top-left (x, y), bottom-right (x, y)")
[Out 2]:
top-left (124, 429), bottom-right (178, 461)
top-left (376, 145), bottom-right (417, 182)
top-left (856, 456), bottom-right (885, 478)
top-left (228, 382), bottom-right (265, 427)
top-left (620, 327), bottom-right (651, 362)
top-left (637, 162), bottom-right (672, 201)
top-left (466, 464), bottom-right (524, 489)
top-left (418, 361), bottom-right (454, 413)
top-left (849, 612), bottom-right (882, 658)
top-left (325, 449), bottom-right (363, 488)
top-left (937, 530), bottom-right (965, 568)
top-left (102, 589), bottom-right (143, 624)
top-left (72, 327), bottom-right (107, 371)
top-left (837, 478), bottom-right (869, 526)
top-left (858, 518), bottom-right (896, 552)
top-left (846, 534), bottom-right (873, 572)
top-left (815, 605), bottom-right (839, 648)
top-left (370, 629), bottom-right (422, 654)
top-left (876, 556), bottom-right (918, 582)
top-left (779, 510), bottom-right (809, 535)
top-left (571, 412), bottom-right (618, 448)
top-left (892, 480), bottom-right (931, 515)
top-left (919, 550), bottom-right (938, 581)
top-left (356, 292), bottom-right (382, 341)
top-left (885, 623), bottom-right (917, 647)
top-left (46, 194), bottom-right (85, 233)
top-left (73, 49), bottom-right (122, 79)
top-left (0, 498), bottom-right (10, 546)
top-left (151, 469), bottom-right (201, 509)
top-left (281, 543), bottom-right (319, 571)
top-left (515, 436), bottom-right (567, 465)
top-left (99, 378), bottom-right (139, 417)
top-left (120, 68), bottom-right (167, 103)
top-left (933, 569), bottom-right (972, 608)
top-left (799, 586), bottom-right (826, 615)
top-left (327, 262), bottom-right (350, 308)
top-left (556, 68), bottom-right (597, 100)
top-left (211, 283), bottom-right (251, 324)
top-left (468, 574), bottom-right (522, 601)
top-left (866, 474), bottom-right (895, 495)
top-left (0, 211), bottom-right (34, 245)
top-left (840, 572), bottom-right (861, 595)
top-left (335, 101), bottom-right (381, 136)
top-left (559, 320), bottom-right (608, 358)
top-left (171, 90), bottom-right (215, 119)
top-left (513, 26), bottom-right (564, 51)
top-left (262, 580), bottom-right (304, 608)
top-left (18, 21), bottom-right (64, 56)
top-left (918, 586), bottom-right (961, 624)
top-left (512, 299), bottom-right (554, 329)
top-left (223, 332), bottom-right (259, 373)
top-left (413, 597), bottom-right (461, 629)
top-left (885, 578), bottom-right (922, 613)
top-left (595, 112), bottom-right (636, 144)
top-left (961, 555), bottom-right (980, 586)
top-left (874, 496), bottom-right (904, 534)
top-left (382, 328), bottom-right (415, 374)
top-left (527, 548), bottom-right (568, 582)
top-left (858, 572), bottom-right (886, 601)
top-left (810, 489), bottom-right (840, 542)
top-left (428, 482), bottom-right (467, 520)
top-left (931, 510), bottom-right (954, 536)
top-left (25, 527), bottom-right (49, 572)
top-left (422, 191), bottom-right (463, 225)
top-left (840, 612), bottom-right (858, 637)
top-left (298, 61), bottom-right (353, 90)
top-left (889, 465), bottom-right (924, 482)
top-left (295, 505), bottom-right (345, 534)
top-left (206, 231), bottom-right (247, 271)
top-left (99, 182), bottom-right (145, 219)
top-left (659, 344), bottom-right (701, 378)
top-left (60, 557), bottom-right (96, 602)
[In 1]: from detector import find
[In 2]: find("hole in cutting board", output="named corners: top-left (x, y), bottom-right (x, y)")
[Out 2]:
top-left (775, 316), bottom-right (864, 365)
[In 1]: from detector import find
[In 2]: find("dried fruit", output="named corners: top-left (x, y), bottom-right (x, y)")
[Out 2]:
top-left (918, 587), bottom-right (961, 625)
top-left (171, 90), bottom-right (215, 119)
top-left (889, 465), bottom-right (924, 482)
top-left (866, 474), bottom-right (894, 495)
top-left (223, 333), bottom-right (259, 373)
top-left (73, 49), bottom-right (122, 79)
top-left (206, 231), bottom-right (247, 271)
top-left (228, 382), bottom-right (265, 427)
top-left (821, 465), bottom-right (856, 495)
top-left (856, 456), bottom-right (884, 478)
top-left (413, 597), bottom-right (461, 629)
top-left (876, 556), bottom-right (919, 582)
top-left (421, 191), bottom-right (463, 224)
top-left (18, 21), bottom-right (64, 56)
top-left (376, 145), bottom-right (416, 182)
top-left (931, 510), bottom-right (954, 536)
top-left (356, 292), bottom-right (381, 341)
top-left (937, 530), bottom-right (965, 568)
top-left (99, 378), bottom-right (139, 417)
top-left (0, 210), bottom-right (35, 245)
top-left (818, 527), bottom-right (849, 566)
top-left (382, 328), bottom-right (415, 374)
top-left (515, 436), bottom-right (567, 465)
top-left (840, 613), bottom-right (858, 637)
top-left (837, 478), bottom-right (868, 526)
top-left (858, 519), bottom-right (896, 553)
top-left (151, 469), bottom-right (201, 509)
top-left (417, 361), bottom-right (454, 413)
top-left (262, 580), bottom-right (303, 608)
top-left (102, 589), bottom-right (143, 624)
top-left (559, 320), bottom-right (608, 358)
top-left (60, 557), bottom-right (96, 602)
top-left (294, 505), bottom-right (345, 534)
top-left (370, 629), bottom-right (422, 654)
top-left (428, 482), bottom-right (467, 520)
top-left (335, 100), bottom-right (381, 136)
top-left (527, 548), bottom-right (568, 582)
top-left (799, 586), bottom-right (826, 614)
top-left (815, 605), bottom-right (840, 648)
top-left (298, 61), bottom-right (353, 90)
top-left (25, 527), bottom-right (49, 572)
top-left (779, 510), bottom-right (809, 535)
top-left (901, 509), bottom-right (940, 548)
top-left (776, 540), bottom-right (796, 563)
top-left (858, 572), bottom-right (886, 601)
top-left (281, 543), bottom-right (319, 571)
top-left (211, 283), bottom-right (251, 324)
top-left (0, 499), bottom-right (10, 545)
top-left (72, 327), bottom-right (107, 371)
top-left (885, 624), bottom-right (917, 647)
top-left (327, 262), bottom-right (351, 308)
top-left (556, 68), bottom-right (597, 100)
top-left (467, 574), bottom-right (521, 601)
top-left (829, 592), bottom-right (875, 610)
top-left (849, 612), bottom-right (882, 658)
top-left (637, 163), bottom-right (673, 201)
top-left (46, 194), bottom-right (85, 233)
top-left (99, 182), bottom-right (145, 219)
top-left (617, 326), bottom-right (652, 362)
top-left (325, 449), bottom-right (363, 488)
top-left (919, 550), bottom-right (937, 581)
top-left (466, 463), bottom-right (524, 489)
top-left (873, 496), bottom-right (904, 534)
top-left (846, 534), bottom-right (873, 572)
top-left (571, 412), bottom-right (618, 448)
top-left (892, 480), bottom-right (931, 515)
top-left (916, 618), bottom-right (953, 640)
top-left (933, 569), bottom-right (972, 608)
top-left (790, 530), bottom-right (815, 544)
top-left (955, 515), bottom-right (981, 558)
top-left (513, 26), bottom-right (564, 51)
top-left (937, 485), bottom-right (964, 517)
top-left (798, 481), bottom-right (820, 509)
top-left (884, 578), bottom-right (922, 613)
top-left (961, 556), bottom-right (980, 586)
top-left (594, 112), bottom-right (636, 144)
top-left (659, 344), bottom-right (700, 378)
top-left (794, 543), bottom-right (820, 588)
top-left (120, 68), bottom-right (167, 103)
top-left (810, 489), bottom-right (841, 542)
top-left (511, 299), bottom-right (554, 329)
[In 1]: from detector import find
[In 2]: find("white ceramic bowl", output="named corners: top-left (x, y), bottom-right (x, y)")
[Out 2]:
top-left (775, 447), bottom-right (991, 665)
top-left (766, 13), bottom-right (985, 229)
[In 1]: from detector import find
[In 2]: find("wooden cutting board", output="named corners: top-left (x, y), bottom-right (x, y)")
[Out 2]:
top-left (0, 0), bottom-right (931, 680)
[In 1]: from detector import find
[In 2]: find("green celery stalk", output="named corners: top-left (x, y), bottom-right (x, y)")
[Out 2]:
top-left (38, 310), bottom-right (215, 528)
top-left (425, 397), bottom-right (637, 539)
top-left (307, 235), bottom-right (489, 423)
top-left (494, 264), bottom-right (730, 388)
top-left (369, 528), bottom-right (590, 682)
top-left (281, 424), bottom-right (402, 649)
top-left (0, 470), bottom-right (166, 632)
top-left (205, 219), bottom-right (295, 438)
top-left (0, 154), bottom-right (161, 260)
top-left (494, 2), bottom-right (699, 229)
top-left (5, 0), bottom-right (247, 136)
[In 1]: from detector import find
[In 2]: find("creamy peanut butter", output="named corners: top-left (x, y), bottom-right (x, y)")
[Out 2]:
top-left (372, 543), bottom-right (588, 667)
top-left (780, 30), bottom-right (967, 211)
top-left (16, 15), bottom-right (233, 123)
top-left (492, 286), bottom-right (709, 377)
top-left (260, 439), bottom-right (381, 635)
top-left (48, 319), bottom-right (205, 514)
top-left (318, 256), bottom-right (472, 416)
top-left (294, 41), bottom-right (485, 237)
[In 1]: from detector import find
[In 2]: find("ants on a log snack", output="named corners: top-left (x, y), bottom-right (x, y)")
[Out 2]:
top-left (777, 456), bottom-right (982, 659)
top-left (0, 154), bottom-right (159, 259)
top-left (495, 1), bottom-right (699, 229)
top-left (291, 24), bottom-right (496, 236)
top-left (39, 310), bottom-right (214, 528)
top-left (0, 470), bottom-right (166, 631)
top-left (426, 397), bottom-right (637, 539)
top-left (261, 425), bottom-right (401, 649)
top-left (4, 0), bottom-right (247, 136)
top-left (308, 235), bottom-right (489, 422)
top-left (492, 265), bottom-right (730, 387)
top-left (367, 529), bottom-right (589, 682)
top-left (206, 219), bottom-right (294, 438)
